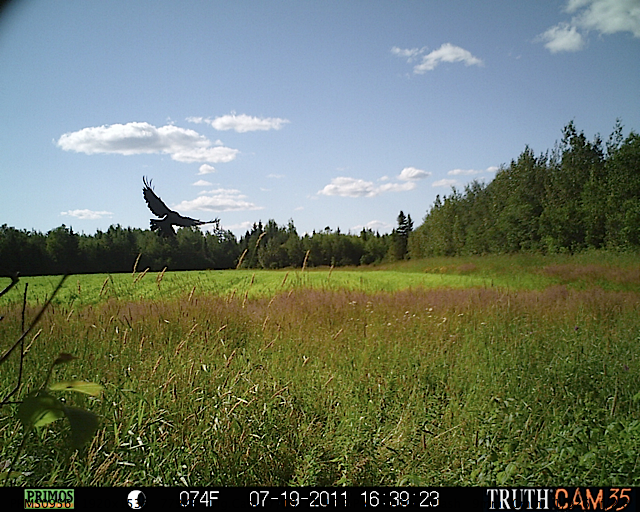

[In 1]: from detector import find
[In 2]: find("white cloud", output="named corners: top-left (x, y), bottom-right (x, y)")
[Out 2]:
top-left (60, 209), bottom-right (113, 220)
top-left (378, 181), bottom-right (416, 193)
top-left (432, 178), bottom-right (459, 188)
top-left (164, 145), bottom-right (238, 164)
top-left (221, 220), bottom-right (255, 233)
top-left (448, 166), bottom-right (498, 176)
top-left (193, 180), bottom-right (212, 186)
top-left (188, 113), bottom-right (290, 133)
top-left (175, 188), bottom-right (262, 212)
top-left (448, 169), bottom-right (481, 176)
top-left (267, 173), bottom-right (284, 179)
top-left (536, 0), bottom-right (640, 53)
top-left (352, 220), bottom-right (393, 232)
top-left (318, 177), bottom-right (377, 197)
top-left (393, 43), bottom-right (483, 73)
top-left (318, 176), bottom-right (415, 197)
top-left (415, 43), bottom-right (484, 73)
top-left (56, 122), bottom-right (239, 164)
top-left (398, 167), bottom-right (431, 180)
top-left (197, 187), bottom-right (242, 195)
top-left (568, 0), bottom-right (640, 36)
top-left (535, 22), bottom-right (586, 52)
top-left (198, 164), bottom-right (216, 175)
top-left (390, 46), bottom-right (427, 62)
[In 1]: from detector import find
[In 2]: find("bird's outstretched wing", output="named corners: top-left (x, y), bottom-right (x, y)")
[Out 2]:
top-left (143, 176), bottom-right (173, 218)
top-left (171, 214), bottom-right (205, 227)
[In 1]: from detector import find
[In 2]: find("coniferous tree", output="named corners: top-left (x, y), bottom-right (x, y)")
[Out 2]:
top-left (389, 211), bottom-right (413, 260)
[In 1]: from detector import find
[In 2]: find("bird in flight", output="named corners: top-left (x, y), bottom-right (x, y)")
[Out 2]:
top-left (143, 176), bottom-right (220, 237)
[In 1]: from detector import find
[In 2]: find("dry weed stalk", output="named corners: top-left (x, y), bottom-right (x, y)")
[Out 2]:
top-left (132, 253), bottom-right (141, 277)
top-left (302, 250), bottom-right (310, 271)
top-left (99, 277), bottom-right (109, 297)
top-left (175, 323), bottom-right (198, 355)
top-left (150, 355), bottom-right (163, 377)
top-left (156, 267), bottom-right (167, 286)
top-left (225, 348), bottom-right (237, 368)
top-left (160, 372), bottom-right (175, 393)
top-left (24, 329), bottom-right (42, 354)
top-left (133, 268), bottom-right (149, 284)
top-left (236, 249), bottom-right (248, 269)
top-left (261, 338), bottom-right (276, 351)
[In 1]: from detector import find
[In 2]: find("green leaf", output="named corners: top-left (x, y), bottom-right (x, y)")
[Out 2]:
top-left (63, 406), bottom-right (99, 448)
top-left (50, 380), bottom-right (103, 397)
top-left (17, 391), bottom-right (65, 429)
top-left (496, 463), bottom-right (517, 485)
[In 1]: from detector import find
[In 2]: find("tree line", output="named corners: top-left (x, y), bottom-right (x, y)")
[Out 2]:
top-left (2, 120), bottom-right (637, 276)
top-left (0, 212), bottom-right (413, 276)
top-left (409, 120), bottom-right (640, 257)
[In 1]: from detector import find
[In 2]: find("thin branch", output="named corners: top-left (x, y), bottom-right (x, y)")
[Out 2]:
top-left (0, 274), bottom-right (70, 486)
top-left (0, 284), bottom-right (30, 406)
top-left (21, 282), bottom-right (28, 332)
top-left (0, 272), bottom-right (19, 299)
top-left (0, 275), bottom-right (67, 368)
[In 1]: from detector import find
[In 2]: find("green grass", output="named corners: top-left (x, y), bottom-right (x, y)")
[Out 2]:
top-left (0, 268), bottom-right (492, 307)
top-left (1, 252), bottom-right (640, 486)
top-left (3, 250), bottom-right (639, 308)
top-left (379, 250), bottom-right (640, 291)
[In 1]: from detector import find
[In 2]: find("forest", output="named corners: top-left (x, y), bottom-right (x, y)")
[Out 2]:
top-left (0, 216), bottom-right (412, 276)
top-left (409, 120), bottom-right (640, 257)
top-left (1, 121), bottom-right (638, 276)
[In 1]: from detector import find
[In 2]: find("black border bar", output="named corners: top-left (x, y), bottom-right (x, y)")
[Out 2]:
top-left (5, 486), bottom-right (637, 511)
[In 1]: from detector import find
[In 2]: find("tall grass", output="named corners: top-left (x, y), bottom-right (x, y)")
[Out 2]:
top-left (1, 277), bottom-right (639, 486)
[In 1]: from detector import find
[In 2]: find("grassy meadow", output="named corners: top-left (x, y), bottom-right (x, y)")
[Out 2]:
top-left (1, 252), bottom-right (640, 486)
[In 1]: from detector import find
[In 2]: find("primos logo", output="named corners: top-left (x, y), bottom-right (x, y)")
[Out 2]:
top-left (24, 489), bottom-right (74, 509)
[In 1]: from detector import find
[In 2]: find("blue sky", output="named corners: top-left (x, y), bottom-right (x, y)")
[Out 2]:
top-left (1, 0), bottom-right (639, 237)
